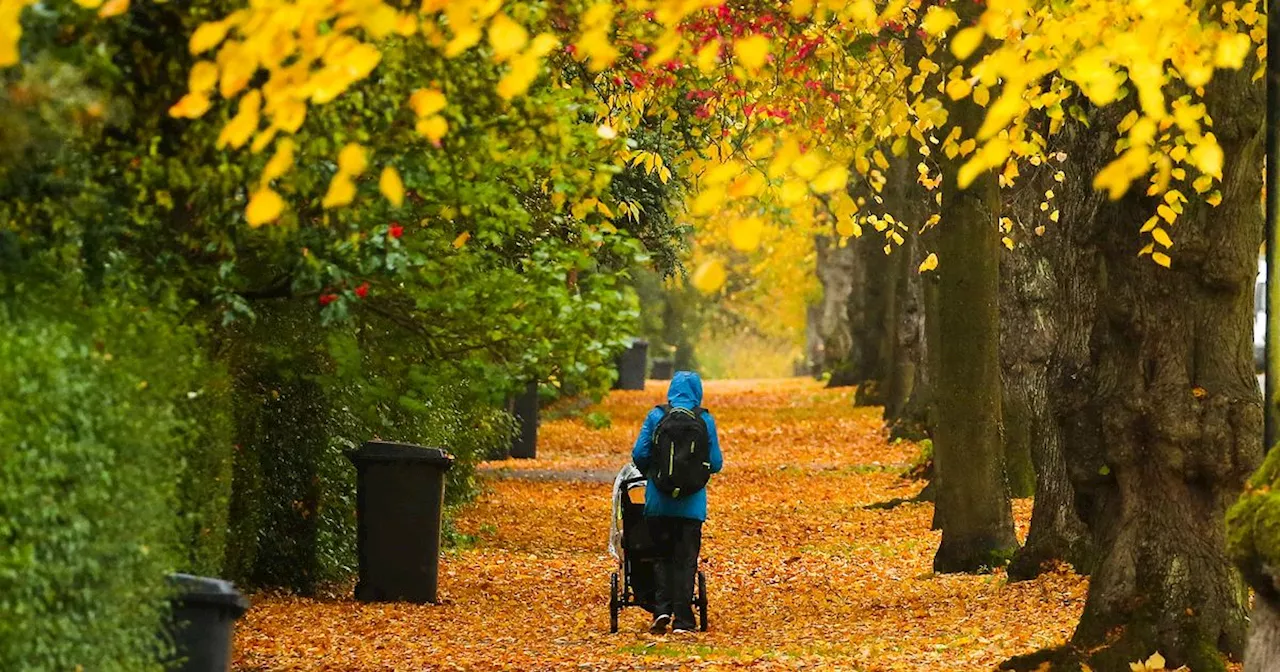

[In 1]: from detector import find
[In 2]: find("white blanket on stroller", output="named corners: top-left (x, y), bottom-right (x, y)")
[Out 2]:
top-left (609, 463), bottom-right (642, 561)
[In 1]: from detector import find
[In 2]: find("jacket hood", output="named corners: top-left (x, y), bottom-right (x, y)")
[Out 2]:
top-left (667, 371), bottom-right (703, 408)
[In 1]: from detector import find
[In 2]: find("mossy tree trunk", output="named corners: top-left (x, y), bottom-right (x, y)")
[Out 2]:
top-left (1007, 50), bottom-right (1264, 670)
top-left (1006, 121), bottom-right (1099, 582)
top-left (996, 220), bottom-right (1039, 500)
top-left (932, 9), bottom-right (1018, 571)
top-left (1064, 56), bottom-right (1263, 670)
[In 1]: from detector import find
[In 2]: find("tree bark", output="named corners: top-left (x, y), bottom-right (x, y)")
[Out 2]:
top-left (1245, 596), bottom-right (1280, 672)
top-left (851, 233), bottom-right (893, 404)
top-left (1009, 54), bottom-right (1265, 670)
top-left (997, 226), bottom-right (1039, 499)
top-left (932, 23), bottom-right (1018, 570)
top-left (1005, 122), bottom-right (1098, 580)
top-left (884, 153), bottom-right (926, 427)
top-left (815, 234), bottom-right (859, 386)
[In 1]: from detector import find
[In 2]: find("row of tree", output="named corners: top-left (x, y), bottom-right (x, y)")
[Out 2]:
top-left (811, 5), bottom-right (1268, 669)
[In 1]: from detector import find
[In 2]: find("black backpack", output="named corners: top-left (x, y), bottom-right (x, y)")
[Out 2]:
top-left (648, 404), bottom-right (712, 498)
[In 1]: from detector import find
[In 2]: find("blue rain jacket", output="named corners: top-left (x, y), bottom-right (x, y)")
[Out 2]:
top-left (631, 371), bottom-right (723, 521)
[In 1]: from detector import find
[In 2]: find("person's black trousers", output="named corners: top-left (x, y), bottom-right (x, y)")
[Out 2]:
top-left (647, 516), bottom-right (702, 629)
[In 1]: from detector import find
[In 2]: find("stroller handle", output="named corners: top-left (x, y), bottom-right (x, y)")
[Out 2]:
top-left (622, 475), bottom-right (647, 489)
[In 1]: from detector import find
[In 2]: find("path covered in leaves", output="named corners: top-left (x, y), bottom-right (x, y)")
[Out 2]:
top-left (234, 379), bottom-right (1087, 671)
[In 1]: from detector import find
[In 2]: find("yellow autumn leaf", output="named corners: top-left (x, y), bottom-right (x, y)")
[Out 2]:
top-left (918, 252), bottom-right (939, 273)
top-left (322, 173), bottom-right (356, 209)
top-left (972, 85), bottom-right (990, 107)
top-left (245, 187), bottom-right (284, 227)
top-left (1215, 33), bottom-right (1252, 68)
top-left (416, 115), bottom-right (449, 143)
top-left (1153, 252), bottom-right (1172, 268)
top-left (497, 52), bottom-right (539, 100)
top-left (1207, 191), bottom-right (1223, 206)
top-left (274, 100), bottom-right (307, 133)
top-left (734, 34), bottom-right (770, 72)
top-left (528, 33), bottom-right (560, 58)
top-left (488, 12), bottom-right (527, 62)
top-left (1145, 652), bottom-right (1167, 670)
top-left (338, 143), bottom-right (367, 175)
top-left (1139, 242), bottom-right (1154, 256)
top-left (1152, 228), bottom-right (1173, 248)
top-left (811, 165), bottom-right (849, 194)
top-left (1190, 138), bottom-right (1224, 178)
top-left (97, 0), bottom-right (128, 18)
top-left (691, 258), bottom-right (727, 294)
top-left (188, 61), bottom-right (218, 93)
top-left (730, 217), bottom-right (764, 252)
top-left (791, 153), bottom-right (822, 180)
top-left (168, 92), bottom-right (211, 119)
top-left (453, 231), bottom-right (471, 248)
top-left (410, 89), bottom-right (447, 117)
top-left (216, 90), bottom-right (261, 149)
top-left (1141, 216), bottom-right (1158, 233)
top-left (189, 20), bottom-right (231, 55)
top-left (921, 7), bottom-right (959, 35)
top-left (945, 77), bottom-right (972, 101)
top-left (1157, 204), bottom-right (1176, 223)
top-left (1002, 236), bottom-right (1014, 250)
top-left (362, 4), bottom-right (398, 38)
top-left (696, 41), bottom-right (720, 74)
top-left (261, 139), bottom-right (295, 183)
top-left (379, 166), bottom-right (404, 207)
top-left (446, 25), bottom-right (483, 58)
top-left (951, 26), bottom-right (984, 60)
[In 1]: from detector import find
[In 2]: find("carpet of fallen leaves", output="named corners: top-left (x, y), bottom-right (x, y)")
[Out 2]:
top-left (234, 378), bottom-right (1090, 671)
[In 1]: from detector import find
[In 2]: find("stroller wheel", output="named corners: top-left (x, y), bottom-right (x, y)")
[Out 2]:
top-left (697, 571), bottom-right (708, 632)
top-left (610, 572), bottom-right (620, 634)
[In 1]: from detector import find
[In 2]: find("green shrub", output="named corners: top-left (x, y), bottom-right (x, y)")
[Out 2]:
top-left (584, 411), bottom-right (613, 430)
top-left (0, 290), bottom-right (216, 671)
top-left (221, 302), bottom-right (517, 593)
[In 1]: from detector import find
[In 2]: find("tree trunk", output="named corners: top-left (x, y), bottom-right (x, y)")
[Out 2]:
top-left (890, 33), bottom-right (936, 445)
top-left (851, 233), bottom-right (893, 405)
top-left (997, 228), bottom-right (1039, 499)
top-left (881, 148), bottom-right (927, 428)
top-left (932, 28), bottom-right (1018, 570)
top-left (1057, 55), bottom-right (1263, 669)
top-left (884, 233), bottom-right (920, 422)
top-left (815, 234), bottom-right (859, 386)
top-left (1007, 122), bottom-right (1099, 582)
top-left (1245, 597), bottom-right (1280, 672)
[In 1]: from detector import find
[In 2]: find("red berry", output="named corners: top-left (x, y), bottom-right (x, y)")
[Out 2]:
top-left (354, 283), bottom-right (369, 299)
top-left (389, 224), bottom-right (404, 239)
top-left (318, 294), bottom-right (338, 306)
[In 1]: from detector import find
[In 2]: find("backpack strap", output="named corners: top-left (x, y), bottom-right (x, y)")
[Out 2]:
top-left (653, 404), bottom-right (671, 445)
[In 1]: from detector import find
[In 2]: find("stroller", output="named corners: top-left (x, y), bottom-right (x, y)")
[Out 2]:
top-left (608, 464), bottom-right (708, 633)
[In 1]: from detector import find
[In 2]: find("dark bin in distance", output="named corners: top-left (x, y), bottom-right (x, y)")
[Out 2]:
top-left (164, 573), bottom-right (249, 672)
top-left (650, 358), bottom-right (674, 380)
top-left (613, 340), bottom-right (648, 390)
top-left (348, 441), bottom-right (453, 604)
top-left (509, 381), bottom-right (538, 459)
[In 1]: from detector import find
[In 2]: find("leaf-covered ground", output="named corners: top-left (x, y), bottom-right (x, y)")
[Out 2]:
top-left (234, 378), bottom-right (1088, 671)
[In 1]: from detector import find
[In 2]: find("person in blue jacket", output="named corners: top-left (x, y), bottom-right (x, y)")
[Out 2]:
top-left (632, 371), bottom-right (723, 635)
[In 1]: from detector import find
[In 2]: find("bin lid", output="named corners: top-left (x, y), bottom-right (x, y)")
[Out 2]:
top-left (168, 573), bottom-right (251, 614)
top-left (348, 440), bottom-right (454, 468)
